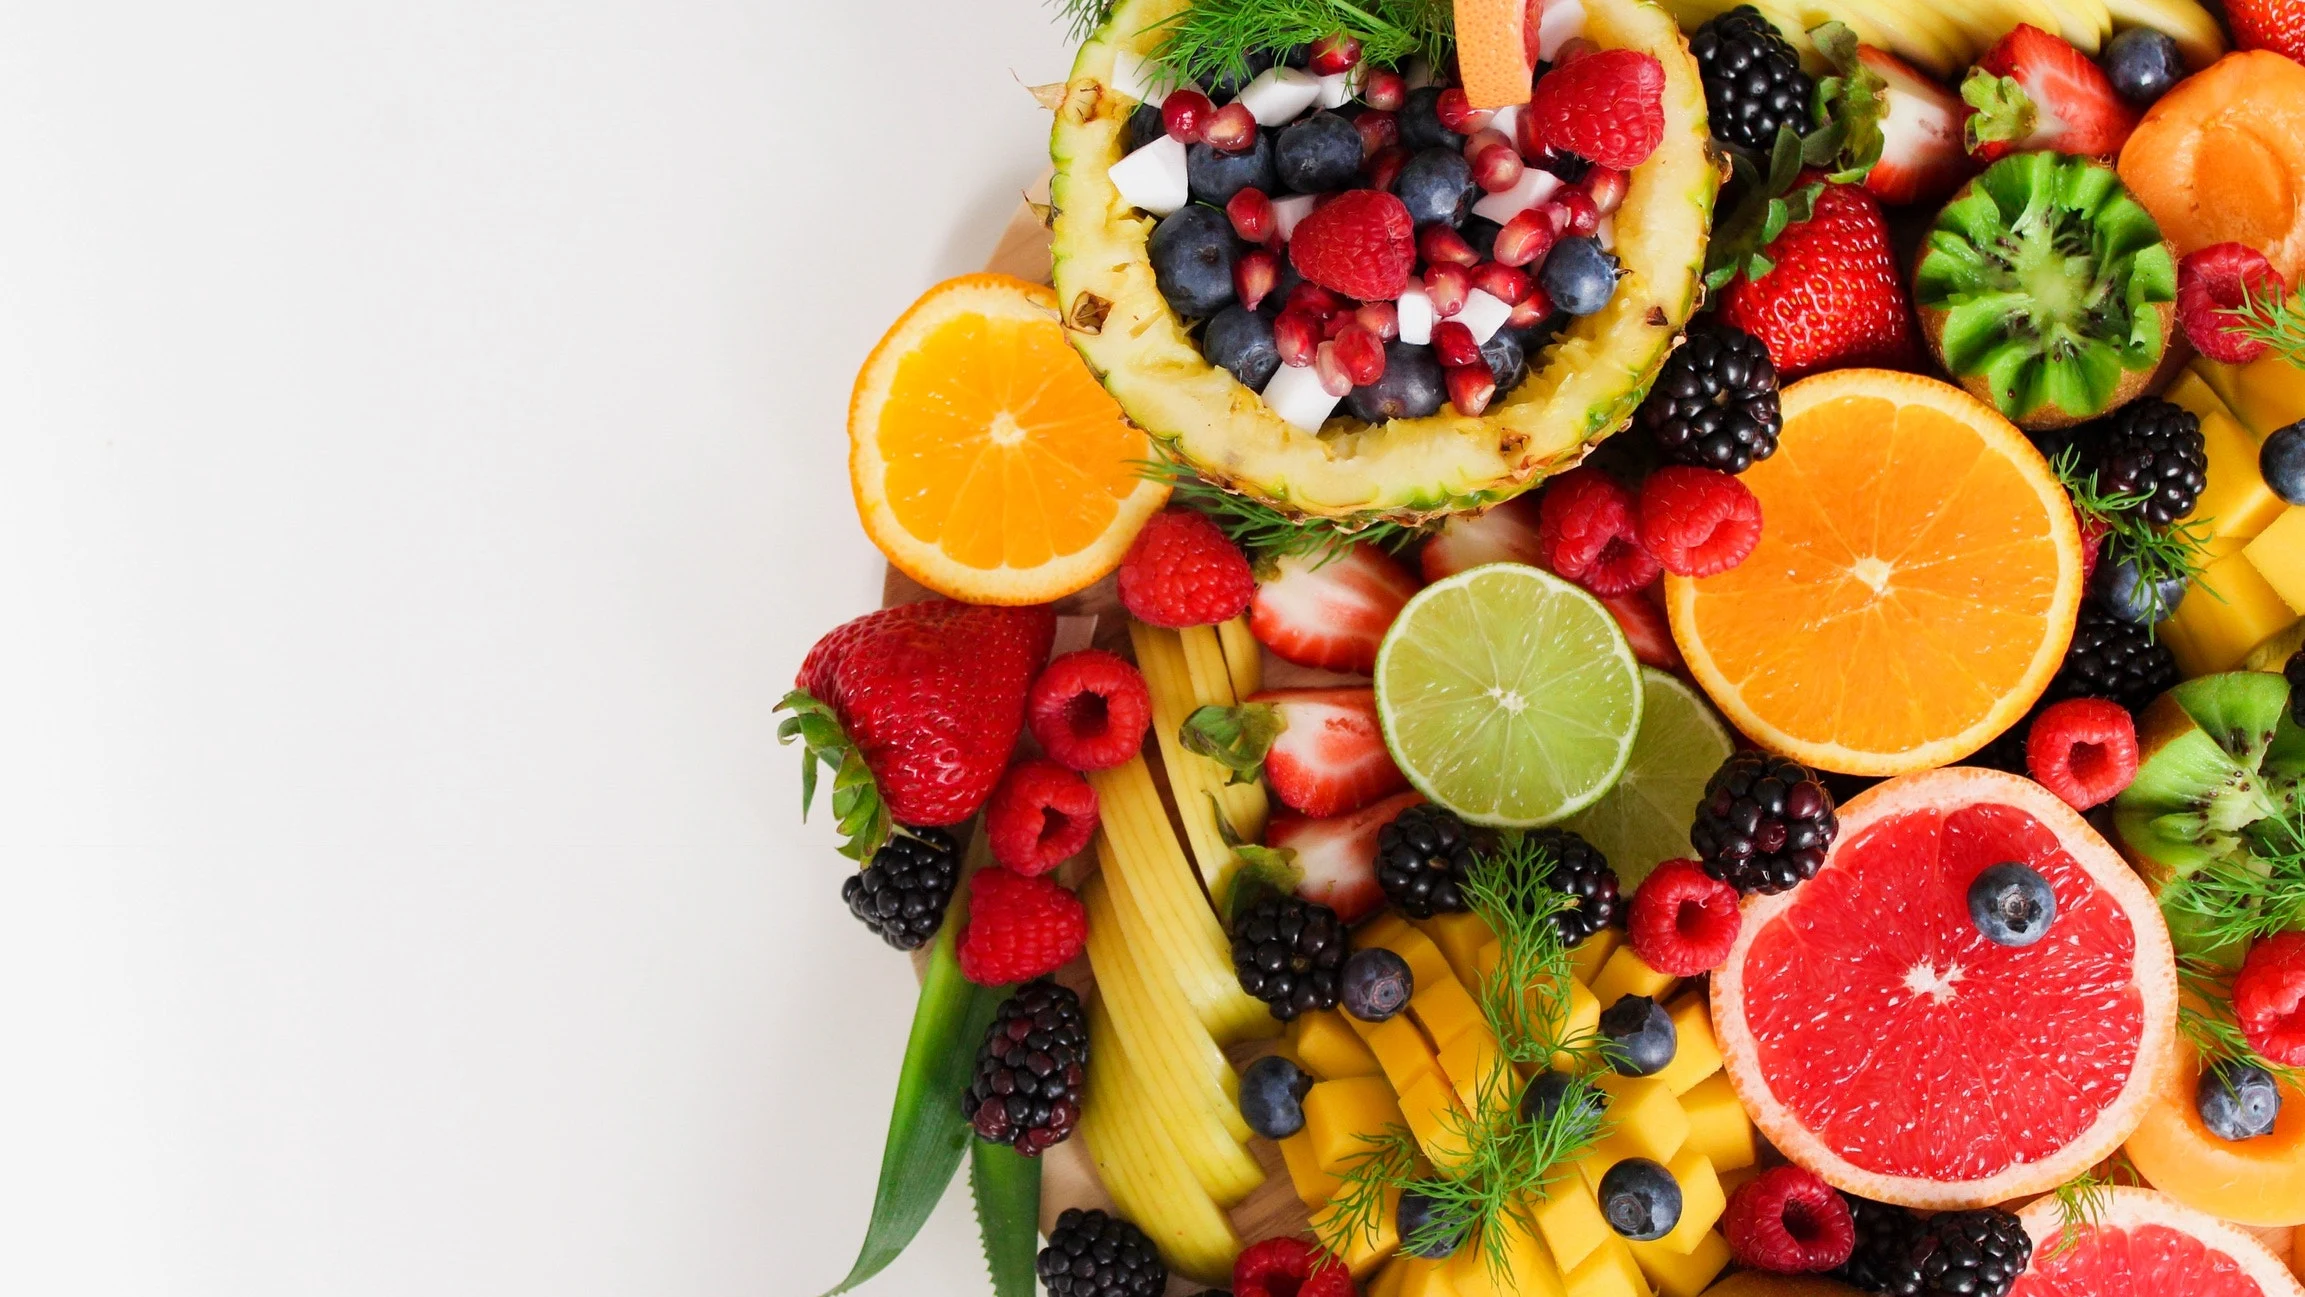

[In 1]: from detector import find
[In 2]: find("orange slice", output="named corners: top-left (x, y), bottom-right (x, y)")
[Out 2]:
top-left (1665, 369), bottom-right (2083, 775)
top-left (848, 273), bottom-right (1169, 604)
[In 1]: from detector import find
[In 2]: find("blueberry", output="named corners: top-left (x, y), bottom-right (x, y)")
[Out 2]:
top-left (1345, 341), bottom-right (1447, 421)
top-left (1599, 994), bottom-right (1677, 1076)
top-left (1536, 147), bottom-right (1594, 183)
top-left (2196, 1060), bottom-right (2282, 1141)
top-left (1394, 147), bottom-right (1476, 227)
top-left (1125, 101), bottom-right (1166, 153)
top-left (1206, 49), bottom-right (1275, 101)
top-left (1188, 135), bottom-right (1279, 208)
top-left (1398, 1186), bottom-right (1470, 1258)
top-left (1203, 307), bottom-right (1281, 390)
top-left (1275, 111), bottom-right (1364, 193)
top-left (2094, 552), bottom-right (2188, 624)
top-left (1237, 1054), bottom-right (1313, 1139)
top-left (2264, 421), bottom-right (2305, 505)
top-left (1399, 86), bottom-right (1463, 151)
top-left (2103, 28), bottom-right (2185, 106)
top-left (1967, 861), bottom-right (2057, 948)
top-left (1480, 328), bottom-right (1528, 396)
top-left (1341, 946), bottom-right (1414, 1021)
top-left (1148, 205), bottom-right (1240, 318)
top-left (1519, 1069), bottom-right (1600, 1126)
top-left (1541, 237), bottom-right (1620, 315)
top-left (1598, 1158), bottom-right (1684, 1241)
top-left (1460, 216), bottom-right (1503, 261)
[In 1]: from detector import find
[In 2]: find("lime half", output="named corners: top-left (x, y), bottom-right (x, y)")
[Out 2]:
top-left (1373, 564), bottom-right (1642, 827)
top-left (1565, 667), bottom-right (1734, 890)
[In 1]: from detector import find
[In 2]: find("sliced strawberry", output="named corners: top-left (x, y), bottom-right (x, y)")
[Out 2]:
top-left (1267, 790), bottom-right (1425, 923)
top-left (1253, 687), bottom-right (1408, 817)
top-left (1599, 590), bottom-right (1682, 671)
top-left (1962, 25), bottom-right (2138, 162)
top-left (1250, 543), bottom-right (1421, 675)
top-left (1418, 496), bottom-right (1546, 582)
top-left (1855, 45), bottom-right (1968, 206)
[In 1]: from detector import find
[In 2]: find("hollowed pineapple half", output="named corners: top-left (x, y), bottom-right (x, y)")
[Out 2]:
top-left (1048, 0), bottom-right (1719, 525)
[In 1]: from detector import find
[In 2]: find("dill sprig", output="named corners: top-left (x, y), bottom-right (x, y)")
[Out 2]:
top-left (2053, 446), bottom-right (2217, 626)
top-left (2045, 1153), bottom-right (2141, 1258)
top-left (1460, 834), bottom-right (1609, 1072)
top-left (1138, 453), bottom-right (1435, 568)
top-left (1048, 0), bottom-right (1454, 84)
top-left (2224, 279), bottom-right (2305, 371)
top-left (2176, 951), bottom-right (2305, 1088)
top-left (2163, 804), bottom-right (2305, 956)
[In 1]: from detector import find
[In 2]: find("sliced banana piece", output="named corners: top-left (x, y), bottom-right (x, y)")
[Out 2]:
top-left (2102, 0), bottom-right (2228, 69)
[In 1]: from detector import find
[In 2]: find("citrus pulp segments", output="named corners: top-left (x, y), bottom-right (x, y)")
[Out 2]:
top-left (1711, 768), bottom-right (2178, 1209)
top-left (1564, 666), bottom-right (1735, 890)
top-left (2011, 1187), bottom-right (2305, 1297)
top-left (1373, 564), bottom-right (1643, 828)
top-left (1666, 369), bottom-right (2084, 776)
top-left (847, 273), bottom-right (1170, 604)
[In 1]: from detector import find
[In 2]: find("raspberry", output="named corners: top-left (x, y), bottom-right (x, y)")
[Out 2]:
top-left (1539, 467), bottom-right (1662, 596)
top-left (1628, 859), bottom-right (1743, 976)
top-left (1232, 1237), bottom-right (1354, 1297)
top-left (1029, 650), bottom-right (1153, 772)
top-left (956, 866), bottom-right (1088, 986)
top-left (2024, 697), bottom-right (2139, 810)
top-left (985, 759), bottom-right (1100, 876)
top-left (2177, 242), bottom-right (2286, 365)
top-left (1637, 466), bottom-right (1763, 577)
top-left (1117, 509), bottom-right (1256, 629)
top-left (2234, 930), bottom-right (2305, 1067)
top-left (1287, 188), bottom-right (1417, 301)
top-left (1530, 49), bottom-right (1667, 171)
top-left (1724, 1166), bottom-right (1857, 1274)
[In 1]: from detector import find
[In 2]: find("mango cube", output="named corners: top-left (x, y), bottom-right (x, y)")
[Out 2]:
top-left (1448, 1201), bottom-right (1568, 1297)
top-left (1717, 1163), bottom-right (1761, 1200)
top-left (2245, 507), bottom-right (2305, 613)
top-left (1567, 929), bottom-right (1621, 987)
top-left (1364, 923), bottom-right (1457, 1000)
top-left (1563, 1234), bottom-right (1647, 1297)
top-left (1292, 1010), bottom-right (1383, 1080)
top-left (1591, 944), bottom-right (1676, 1008)
top-left (1552, 979), bottom-right (1605, 1072)
top-left (1473, 939), bottom-right (1503, 988)
top-left (2166, 551), bottom-right (2299, 674)
top-left (1586, 1074), bottom-right (1690, 1170)
top-left (1678, 1073), bottom-right (1757, 1172)
top-left (2196, 354), bottom-right (2305, 439)
top-left (1369, 1258), bottom-right (1411, 1297)
top-left (2180, 382), bottom-right (2290, 543)
top-left (1652, 995), bottom-right (1723, 1096)
top-left (1394, 1255), bottom-right (1463, 1297)
top-left (1417, 911), bottom-right (1497, 987)
top-left (1313, 1182), bottom-right (1402, 1277)
top-left (1280, 1130), bottom-right (1344, 1207)
top-left (1647, 1151), bottom-right (1726, 1255)
top-left (1439, 1023), bottom-right (1513, 1114)
top-left (1412, 974), bottom-right (1489, 1049)
top-left (1528, 1178), bottom-right (1612, 1274)
top-left (1399, 1069), bottom-right (1475, 1175)
top-left (1305, 1076), bottom-right (1408, 1175)
top-left (1361, 1012), bottom-right (1446, 1096)
top-left (1629, 1229), bottom-right (1732, 1297)
top-left (1361, 911), bottom-right (1415, 947)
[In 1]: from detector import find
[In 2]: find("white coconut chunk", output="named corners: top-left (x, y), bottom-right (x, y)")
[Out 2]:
top-left (1537, 0), bottom-right (1588, 62)
top-left (1316, 69), bottom-right (1362, 109)
top-left (1471, 169), bottom-right (1563, 224)
top-left (1457, 289), bottom-right (1514, 344)
top-left (1109, 135), bottom-right (1189, 216)
top-left (1598, 214), bottom-right (1615, 249)
top-left (1396, 283), bottom-right (1437, 345)
top-left (1271, 194), bottom-right (1318, 242)
top-left (1262, 361), bottom-right (1345, 430)
top-left (1488, 104), bottom-right (1524, 143)
top-left (1239, 67), bottom-right (1323, 126)
top-left (1110, 49), bottom-right (1187, 104)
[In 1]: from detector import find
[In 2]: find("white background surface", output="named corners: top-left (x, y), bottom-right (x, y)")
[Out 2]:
top-left (0, 2), bottom-right (1075, 1292)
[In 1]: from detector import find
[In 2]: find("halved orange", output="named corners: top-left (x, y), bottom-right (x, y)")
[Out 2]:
top-left (848, 273), bottom-right (1169, 604)
top-left (1665, 369), bottom-right (2084, 775)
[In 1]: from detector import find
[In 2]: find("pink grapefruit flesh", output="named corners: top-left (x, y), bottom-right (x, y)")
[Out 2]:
top-left (2012, 1187), bottom-right (2305, 1297)
top-left (1712, 767), bottom-right (2177, 1209)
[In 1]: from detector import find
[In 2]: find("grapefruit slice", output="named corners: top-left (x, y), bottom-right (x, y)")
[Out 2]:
top-left (1713, 767), bottom-right (2178, 1209)
top-left (2010, 1186), bottom-right (2304, 1297)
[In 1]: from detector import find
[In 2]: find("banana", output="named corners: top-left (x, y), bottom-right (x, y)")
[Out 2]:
top-left (2102, 0), bottom-right (2228, 68)
top-left (2033, 0), bottom-right (2110, 50)
top-left (1081, 1001), bottom-right (1243, 1284)
top-left (1823, 0), bottom-right (1967, 74)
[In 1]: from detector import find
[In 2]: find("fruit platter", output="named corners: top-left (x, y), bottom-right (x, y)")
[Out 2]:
top-left (786, 0), bottom-right (2305, 1292)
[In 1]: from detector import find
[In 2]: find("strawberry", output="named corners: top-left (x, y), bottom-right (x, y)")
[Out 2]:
top-left (1266, 790), bottom-right (1426, 923)
top-left (1248, 543), bottom-right (1421, 675)
top-left (1962, 25), bottom-right (2138, 162)
top-left (1418, 495), bottom-right (1545, 581)
top-left (782, 600), bottom-right (1056, 858)
top-left (1530, 49), bottom-right (1666, 171)
top-left (1714, 179), bottom-right (1917, 379)
top-left (1851, 44), bottom-right (1968, 206)
top-left (2229, 0), bottom-right (2305, 63)
top-left (1288, 189), bottom-right (1417, 301)
top-left (1181, 687), bottom-right (1409, 818)
top-left (1599, 590), bottom-right (1683, 672)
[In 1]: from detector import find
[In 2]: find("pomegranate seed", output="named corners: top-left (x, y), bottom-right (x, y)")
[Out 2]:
top-left (1334, 324), bottom-right (1386, 384)
top-left (1514, 108), bottom-right (1546, 159)
top-left (1204, 102), bottom-right (1257, 153)
top-left (1432, 320), bottom-right (1483, 368)
top-left (1551, 189), bottom-right (1601, 237)
top-left (1365, 145), bottom-right (1409, 191)
top-left (1462, 127), bottom-right (1514, 161)
top-left (1425, 263), bottom-right (1471, 317)
top-left (1314, 340), bottom-right (1355, 398)
top-left (1553, 37), bottom-right (1598, 65)
top-left (1322, 309), bottom-right (1357, 340)
top-left (1162, 89), bottom-right (1214, 144)
top-left (1227, 188), bottom-right (1275, 243)
top-left (1493, 209), bottom-right (1557, 268)
top-left (1472, 261), bottom-right (1532, 305)
top-left (1446, 359), bottom-right (1498, 415)
top-left (1473, 143), bottom-right (1524, 193)
top-left (1354, 300), bottom-right (1400, 341)
top-left (1234, 249), bottom-right (1279, 310)
top-left (1274, 309), bottom-right (1320, 368)
top-left (1362, 69), bottom-right (1407, 111)
top-left (1286, 282), bottom-right (1344, 318)
top-left (1310, 33), bottom-right (1364, 75)
top-left (1583, 166), bottom-right (1628, 216)
top-left (1435, 88), bottom-right (1493, 135)
top-left (1354, 110), bottom-right (1400, 159)
top-left (1508, 286), bottom-right (1555, 328)
top-left (1419, 224), bottom-right (1479, 268)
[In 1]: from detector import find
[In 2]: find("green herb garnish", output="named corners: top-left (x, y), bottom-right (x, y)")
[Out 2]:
top-left (1055, 0), bottom-right (1456, 87)
top-left (2164, 804), bottom-right (2305, 959)
top-left (1139, 453), bottom-right (1435, 570)
top-left (2045, 1153), bottom-right (2140, 1258)
top-left (2224, 278), bottom-right (2305, 371)
top-left (2053, 446), bottom-right (2217, 627)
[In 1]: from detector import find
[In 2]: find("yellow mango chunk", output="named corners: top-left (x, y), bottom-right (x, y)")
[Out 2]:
top-left (2171, 374), bottom-right (2290, 543)
top-left (1361, 1012), bottom-right (1447, 1097)
top-left (2196, 354), bottom-right (2305, 439)
top-left (1652, 994), bottom-right (1723, 1096)
top-left (1280, 1129), bottom-right (1343, 1208)
top-left (1528, 1178), bottom-right (1613, 1274)
top-left (1292, 1010), bottom-right (1384, 1080)
top-left (1305, 1076), bottom-right (1409, 1176)
top-left (1591, 944), bottom-right (1677, 1008)
top-left (1360, 911), bottom-right (1415, 947)
top-left (1369, 1257), bottom-right (1412, 1297)
top-left (1563, 1234), bottom-right (1647, 1297)
top-left (1313, 1182), bottom-right (1402, 1278)
top-left (1416, 911), bottom-right (1497, 987)
top-left (1439, 1024), bottom-right (1513, 1114)
top-left (1448, 1200), bottom-right (1568, 1297)
top-left (1596, 1073), bottom-right (1692, 1162)
top-left (1399, 1069), bottom-right (1475, 1175)
top-left (1628, 1229), bottom-right (1732, 1297)
top-left (1364, 923), bottom-right (1458, 998)
top-left (1568, 929), bottom-right (1622, 987)
top-left (1717, 1163), bottom-right (1761, 1200)
top-left (1412, 975), bottom-right (1489, 1050)
top-left (1678, 1072), bottom-right (1757, 1172)
top-left (2245, 507), bottom-right (2305, 613)
top-left (1395, 1255), bottom-right (1464, 1297)
top-left (1648, 1151), bottom-right (1726, 1255)
top-left (2166, 551), bottom-right (2300, 673)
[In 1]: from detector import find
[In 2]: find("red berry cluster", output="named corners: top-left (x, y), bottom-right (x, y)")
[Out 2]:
top-left (1536, 461), bottom-right (1763, 601)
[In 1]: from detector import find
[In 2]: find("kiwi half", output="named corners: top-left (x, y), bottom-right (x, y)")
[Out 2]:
top-left (1915, 152), bottom-right (2178, 430)
top-left (2112, 670), bottom-right (2305, 964)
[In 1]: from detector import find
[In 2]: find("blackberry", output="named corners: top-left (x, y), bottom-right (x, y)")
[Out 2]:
top-left (2056, 602), bottom-right (2179, 714)
top-left (840, 827), bottom-right (959, 950)
top-left (1038, 1208), bottom-right (1167, 1297)
top-left (2081, 398), bottom-right (2208, 528)
top-left (1840, 1196), bottom-right (1926, 1294)
top-left (1844, 1205), bottom-right (2032, 1297)
top-left (963, 978), bottom-right (1089, 1156)
top-left (1636, 322), bottom-right (1783, 473)
top-left (1689, 6), bottom-right (1815, 151)
top-left (1690, 751), bottom-right (1838, 895)
top-left (1526, 827), bottom-right (1623, 944)
top-left (1377, 804), bottom-right (1484, 918)
top-left (1231, 895), bottom-right (1349, 1020)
